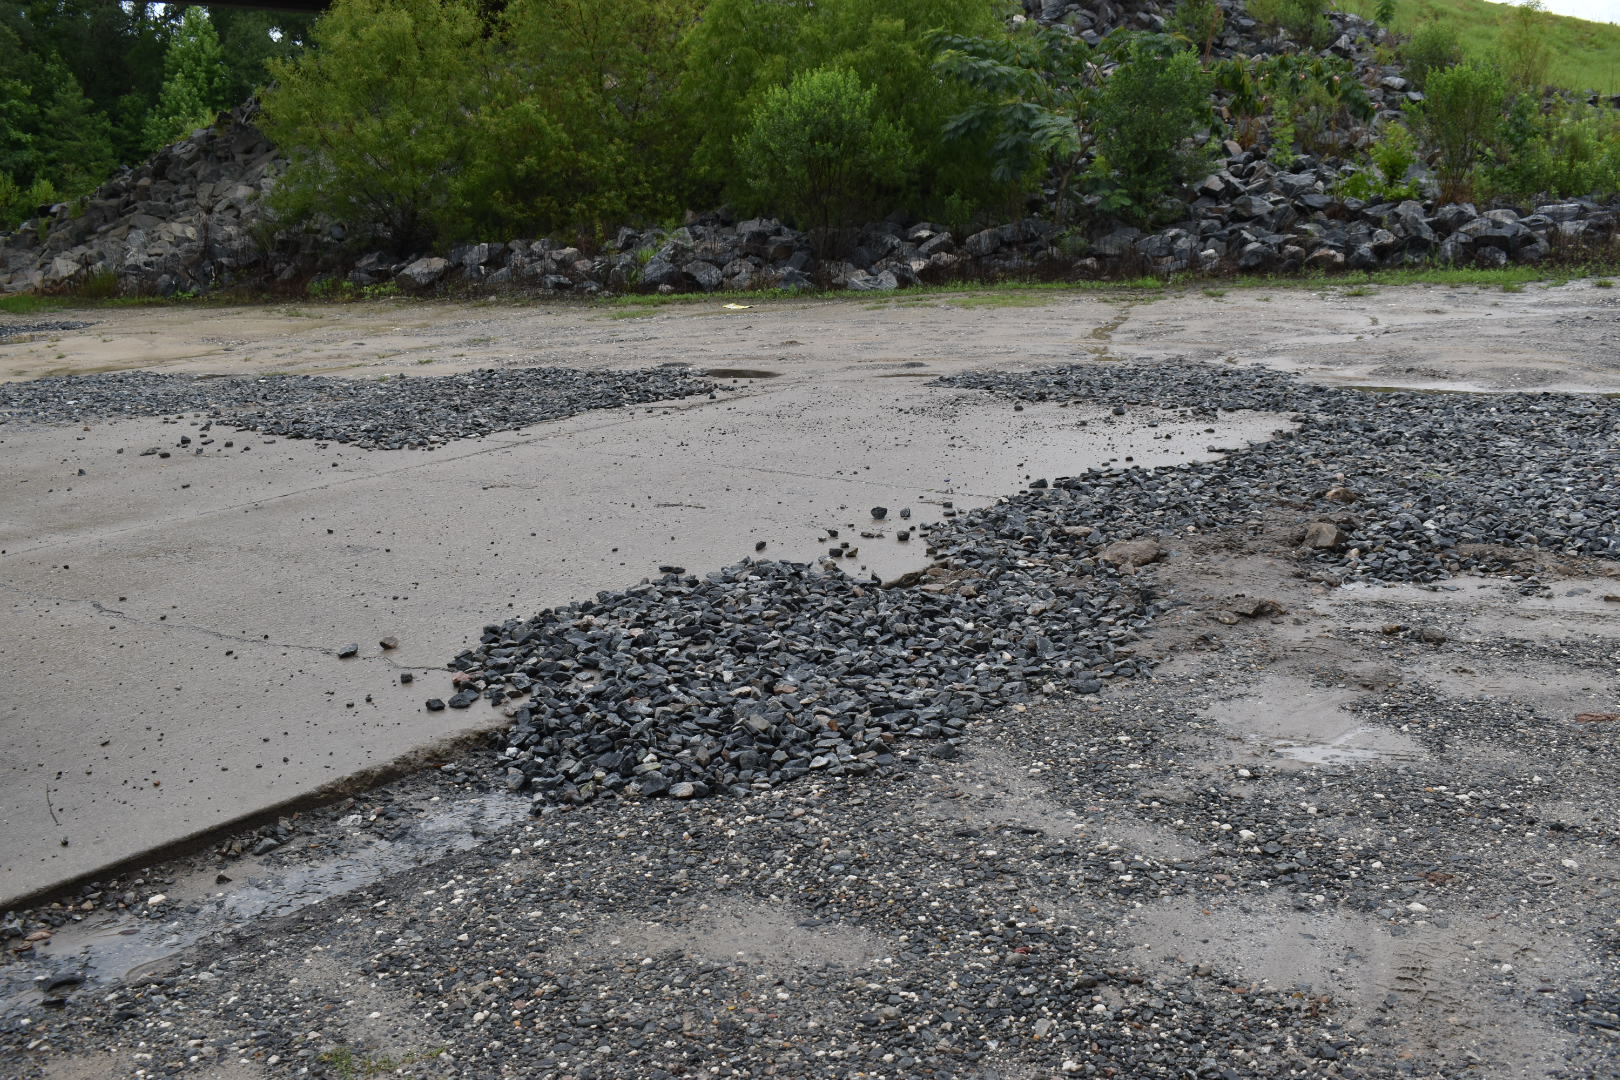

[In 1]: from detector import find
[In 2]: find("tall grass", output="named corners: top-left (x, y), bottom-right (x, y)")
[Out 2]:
top-left (1339, 0), bottom-right (1620, 94)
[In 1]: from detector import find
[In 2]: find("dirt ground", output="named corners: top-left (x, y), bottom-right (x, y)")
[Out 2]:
top-left (2, 279), bottom-right (1618, 1079)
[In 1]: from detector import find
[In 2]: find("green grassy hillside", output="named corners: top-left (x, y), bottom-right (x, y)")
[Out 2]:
top-left (1337, 0), bottom-right (1620, 93)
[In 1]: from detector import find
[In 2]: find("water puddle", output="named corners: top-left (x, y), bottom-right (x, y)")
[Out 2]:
top-left (1204, 675), bottom-right (1425, 768)
top-left (703, 368), bottom-right (781, 379)
top-left (6, 792), bottom-right (525, 1010)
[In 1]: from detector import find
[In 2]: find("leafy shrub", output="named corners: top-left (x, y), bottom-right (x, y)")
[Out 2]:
top-left (0, 173), bottom-right (57, 231)
top-left (1410, 60), bottom-right (1507, 201)
top-left (1287, 59), bottom-right (1376, 157)
top-left (1338, 122), bottom-right (1424, 201)
top-left (1226, 54), bottom-right (1372, 162)
top-left (1399, 21), bottom-right (1464, 91)
top-left (1249, 0), bottom-right (1334, 51)
top-left (1213, 57), bottom-right (1267, 148)
top-left (1498, 0), bottom-right (1552, 94)
top-left (1088, 39), bottom-right (1214, 219)
top-left (735, 67), bottom-right (911, 243)
top-left (933, 23), bottom-right (1097, 218)
top-left (1168, 0), bottom-right (1224, 61)
top-left (1482, 99), bottom-right (1620, 200)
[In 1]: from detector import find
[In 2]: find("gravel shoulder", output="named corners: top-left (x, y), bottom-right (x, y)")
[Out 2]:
top-left (1, 281), bottom-right (1617, 1079)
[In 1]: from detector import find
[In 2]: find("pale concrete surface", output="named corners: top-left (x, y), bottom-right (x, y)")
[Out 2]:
top-left (0, 316), bottom-right (1284, 904)
top-left (4, 277), bottom-right (1615, 905)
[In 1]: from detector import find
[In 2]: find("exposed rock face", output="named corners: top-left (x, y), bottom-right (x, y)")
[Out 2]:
top-left (3, 3), bottom-right (1618, 299)
top-left (0, 101), bottom-right (284, 296)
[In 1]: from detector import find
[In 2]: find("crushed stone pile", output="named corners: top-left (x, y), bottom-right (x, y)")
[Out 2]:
top-left (449, 362), bottom-right (1617, 807)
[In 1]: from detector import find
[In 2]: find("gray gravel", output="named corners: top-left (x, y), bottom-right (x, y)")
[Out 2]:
top-left (6, 618), bottom-right (1616, 1078)
top-left (0, 365), bottom-right (718, 449)
top-left (453, 362), bottom-right (1616, 809)
top-left (0, 319), bottom-right (92, 343)
top-left (3, 359), bottom-right (1616, 1080)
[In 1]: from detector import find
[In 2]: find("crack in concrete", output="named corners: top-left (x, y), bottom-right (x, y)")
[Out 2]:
top-left (0, 580), bottom-right (447, 670)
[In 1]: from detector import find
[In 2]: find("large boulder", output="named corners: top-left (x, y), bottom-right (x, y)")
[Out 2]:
top-left (396, 256), bottom-right (450, 289)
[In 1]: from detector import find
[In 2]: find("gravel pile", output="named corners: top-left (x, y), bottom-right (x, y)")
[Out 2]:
top-left (458, 557), bottom-right (1153, 806)
top-left (452, 362), bottom-right (1617, 807)
top-left (0, 319), bottom-right (92, 343)
top-left (937, 362), bottom-right (1620, 577)
top-left (0, 365), bottom-right (717, 448)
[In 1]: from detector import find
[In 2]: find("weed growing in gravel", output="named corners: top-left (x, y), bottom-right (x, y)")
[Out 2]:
top-left (1342, 284), bottom-right (1377, 296)
top-left (320, 1045), bottom-right (446, 1079)
top-left (1595, 278), bottom-right (1614, 288)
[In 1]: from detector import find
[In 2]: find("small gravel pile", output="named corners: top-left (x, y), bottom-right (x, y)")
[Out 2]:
top-left (0, 319), bottom-right (92, 343)
top-left (452, 362), bottom-right (1617, 808)
top-left (0, 365), bottom-right (717, 448)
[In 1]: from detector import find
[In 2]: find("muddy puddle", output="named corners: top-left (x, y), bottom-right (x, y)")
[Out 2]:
top-left (1329, 575), bottom-right (1620, 644)
top-left (1204, 675), bottom-right (1426, 768)
top-left (3, 792), bottom-right (525, 1014)
top-left (702, 368), bottom-right (781, 379)
top-left (1124, 896), bottom-right (1591, 1076)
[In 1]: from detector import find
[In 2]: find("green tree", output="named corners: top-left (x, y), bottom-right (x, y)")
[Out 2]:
top-left (261, 0), bottom-right (502, 249)
top-left (211, 8), bottom-right (318, 106)
top-left (1089, 39), bottom-right (1214, 219)
top-left (144, 7), bottom-right (231, 150)
top-left (735, 67), bottom-right (911, 246)
top-left (1411, 60), bottom-right (1507, 201)
top-left (932, 23), bottom-right (1099, 219)
top-left (503, 0), bottom-right (701, 228)
top-left (19, 56), bottom-right (118, 200)
top-left (1499, 0), bottom-right (1552, 94)
top-left (680, 0), bottom-right (1001, 217)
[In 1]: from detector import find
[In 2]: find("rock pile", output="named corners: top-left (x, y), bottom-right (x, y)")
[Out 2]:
top-left (0, 101), bottom-right (283, 296)
top-left (450, 362), bottom-right (1617, 807)
top-left (0, 365), bottom-right (717, 449)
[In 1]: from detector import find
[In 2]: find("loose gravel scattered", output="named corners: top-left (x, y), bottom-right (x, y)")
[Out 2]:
top-left (7, 616), bottom-right (1617, 1079)
top-left (0, 319), bottom-right (92, 343)
top-left (0, 365), bottom-right (717, 449)
top-left (3, 359), bottom-right (1618, 1080)
top-left (452, 362), bottom-right (1617, 808)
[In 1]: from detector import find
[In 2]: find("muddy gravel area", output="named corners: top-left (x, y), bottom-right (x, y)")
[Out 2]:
top-left (1, 282), bottom-right (1617, 1080)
